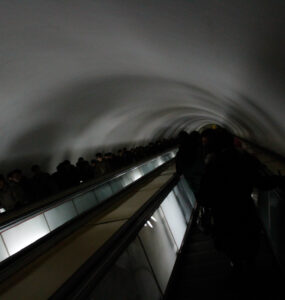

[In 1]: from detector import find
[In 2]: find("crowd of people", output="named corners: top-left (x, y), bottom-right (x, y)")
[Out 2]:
top-left (176, 128), bottom-right (284, 275)
top-left (1, 126), bottom-right (283, 275)
top-left (0, 138), bottom-right (177, 214)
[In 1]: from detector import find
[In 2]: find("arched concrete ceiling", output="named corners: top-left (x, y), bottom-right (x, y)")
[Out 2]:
top-left (0, 0), bottom-right (284, 172)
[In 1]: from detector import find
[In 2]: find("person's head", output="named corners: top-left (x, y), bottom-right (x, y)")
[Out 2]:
top-left (201, 128), bottom-right (220, 154)
top-left (31, 165), bottom-right (41, 174)
top-left (178, 130), bottom-right (189, 147)
top-left (216, 128), bottom-right (234, 150)
top-left (188, 131), bottom-right (202, 147)
top-left (91, 159), bottom-right (97, 167)
top-left (11, 169), bottom-right (23, 183)
top-left (56, 162), bottom-right (65, 172)
top-left (96, 153), bottom-right (103, 162)
top-left (76, 157), bottom-right (85, 167)
top-left (201, 129), bottom-right (215, 146)
top-left (64, 160), bottom-right (71, 166)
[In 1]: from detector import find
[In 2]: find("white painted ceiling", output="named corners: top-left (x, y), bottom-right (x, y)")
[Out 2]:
top-left (0, 0), bottom-right (284, 172)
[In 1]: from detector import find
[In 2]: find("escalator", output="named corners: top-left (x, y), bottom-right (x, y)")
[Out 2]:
top-left (51, 173), bottom-right (196, 300)
top-left (0, 149), bottom-right (177, 299)
top-left (50, 173), bottom-right (283, 300)
top-left (0, 145), bottom-right (283, 300)
top-left (164, 220), bottom-right (283, 300)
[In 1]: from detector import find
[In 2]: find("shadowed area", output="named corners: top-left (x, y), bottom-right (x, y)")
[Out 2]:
top-left (0, 0), bottom-right (284, 172)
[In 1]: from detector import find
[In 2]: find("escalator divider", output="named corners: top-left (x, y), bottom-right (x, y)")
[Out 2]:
top-left (0, 147), bottom-right (177, 229)
top-left (50, 175), bottom-right (179, 300)
top-left (0, 158), bottom-right (175, 284)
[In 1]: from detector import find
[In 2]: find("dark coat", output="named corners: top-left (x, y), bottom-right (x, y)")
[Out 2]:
top-left (199, 148), bottom-right (278, 260)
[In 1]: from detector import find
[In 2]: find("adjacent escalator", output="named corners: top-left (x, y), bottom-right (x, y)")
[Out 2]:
top-left (164, 218), bottom-right (283, 300)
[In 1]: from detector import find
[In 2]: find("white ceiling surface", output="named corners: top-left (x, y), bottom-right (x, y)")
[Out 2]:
top-left (0, 0), bottom-right (284, 172)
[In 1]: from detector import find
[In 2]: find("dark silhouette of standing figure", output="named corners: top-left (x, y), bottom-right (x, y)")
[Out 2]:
top-left (199, 129), bottom-right (281, 272)
top-left (176, 131), bottom-right (205, 197)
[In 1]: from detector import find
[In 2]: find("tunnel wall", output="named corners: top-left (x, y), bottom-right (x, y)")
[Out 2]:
top-left (0, 0), bottom-right (284, 173)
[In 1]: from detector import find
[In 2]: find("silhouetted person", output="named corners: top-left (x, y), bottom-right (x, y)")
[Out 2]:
top-left (199, 129), bottom-right (283, 272)
top-left (176, 131), bottom-right (205, 196)
top-left (90, 159), bottom-right (99, 178)
top-left (111, 151), bottom-right (122, 170)
top-left (95, 153), bottom-right (109, 176)
top-left (103, 153), bottom-right (112, 173)
top-left (53, 160), bottom-right (80, 190)
top-left (31, 165), bottom-right (58, 201)
top-left (76, 157), bottom-right (94, 182)
top-left (0, 175), bottom-right (19, 212)
top-left (0, 137), bottom-right (175, 211)
top-left (105, 152), bottom-right (117, 170)
top-left (116, 149), bottom-right (127, 168)
top-left (8, 169), bottom-right (29, 205)
top-left (201, 128), bottom-right (219, 165)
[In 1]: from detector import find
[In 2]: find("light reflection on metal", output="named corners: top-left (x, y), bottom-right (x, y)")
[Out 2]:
top-left (147, 221), bottom-right (153, 228)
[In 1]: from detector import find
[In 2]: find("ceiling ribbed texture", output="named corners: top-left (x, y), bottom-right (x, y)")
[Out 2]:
top-left (0, 0), bottom-right (284, 172)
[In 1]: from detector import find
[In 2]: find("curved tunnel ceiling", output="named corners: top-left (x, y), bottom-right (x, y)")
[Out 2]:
top-left (0, 0), bottom-right (285, 172)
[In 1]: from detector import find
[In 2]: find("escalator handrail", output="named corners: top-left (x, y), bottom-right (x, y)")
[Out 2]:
top-left (0, 157), bottom-right (176, 284)
top-left (50, 174), bottom-right (180, 300)
top-left (0, 147), bottom-right (177, 231)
